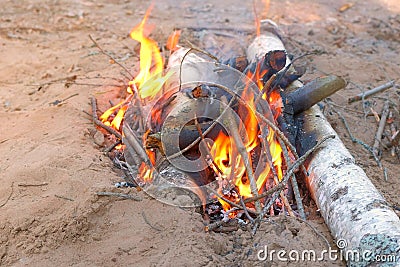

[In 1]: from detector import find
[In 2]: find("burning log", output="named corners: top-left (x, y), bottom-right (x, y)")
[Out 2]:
top-left (286, 75), bottom-right (346, 115)
top-left (249, 33), bottom-right (400, 264)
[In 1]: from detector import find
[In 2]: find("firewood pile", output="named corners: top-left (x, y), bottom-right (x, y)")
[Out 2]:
top-left (88, 5), bottom-right (400, 266)
top-left (89, 5), bottom-right (348, 234)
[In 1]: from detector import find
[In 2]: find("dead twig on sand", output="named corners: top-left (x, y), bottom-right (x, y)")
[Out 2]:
top-left (49, 93), bottom-right (79, 106)
top-left (373, 100), bottom-right (390, 157)
top-left (290, 216), bottom-right (330, 249)
top-left (55, 194), bottom-right (75, 201)
top-left (388, 111), bottom-right (400, 159)
top-left (142, 211), bottom-right (162, 231)
top-left (328, 104), bottom-right (388, 181)
top-left (348, 80), bottom-right (395, 103)
top-left (0, 182), bottom-right (14, 208)
top-left (88, 34), bottom-right (133, 79)
top-left (18, 182), bottom-right (48, 187)
top-left (96, 191), bottom-right (142, 201)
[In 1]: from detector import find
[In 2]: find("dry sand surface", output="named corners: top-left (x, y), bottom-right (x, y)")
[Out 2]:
top-left (1, 0), bottom-right (399, 266)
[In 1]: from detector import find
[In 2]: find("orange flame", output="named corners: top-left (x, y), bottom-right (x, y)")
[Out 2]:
top-left (100, 5), bottom-right (172, 134)
top-left (166, 29), bottom-right (181, 51)
top-left (211, 64), bottom-right (284, 212)
top-left (139, 162), bottom-right (154, 183)
top-left (254, 0), bottom-right (271, 36)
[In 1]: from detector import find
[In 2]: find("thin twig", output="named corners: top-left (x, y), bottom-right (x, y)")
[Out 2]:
top-left (273, 139), bottom-right (294, 217)
top-left (252, 135), bottom-right (335, 235)
top-left (96, 191), bottom-right (142, 201)
top-left (204, 220), bottom-right (224, 232)
top-left (194, 116), bottom-right (225, 177)
top-left (279, 139), bottom-right (306, 220)
top-left (104, 140), bottom-right (122, 153)
top-left (90, 96), bottom-right (122, 139)
top-left (0, 182), bottom-right (14, 208)
top-left (327, 104), bottom-right (388, 180)
top-left (123, 124), bottom-right (153, 168)
top-left (290, 216), bottom-right (330, 249)
top-left (388, 111), bottom-right (399, 158)
top-left (205, 186), bottom-right (257, 215)
top-left (348, 80), bottom-right (395, 103)
top-left (55, 194), bottom-right (74, 201)
top-left (373, 100), bottom-right (390, 157)
top-left (179, 46), bottom-right (219, 91)
top-left (205, 81), bottom-right (309, 178)
top-left (325, 99), bottom-right (365, 115)
top-left (18, 182), bottom-right (48, 187)
top-left (142, 211), bottom-right (162, 231)
top-left (88, 34), bottom-right (134, 79)
top-left (221, 96), bottom-right (262, 214)
top-left (254, 74), bottom-right (276, 106)
top-left (239, 195), bottom-right (254, 223)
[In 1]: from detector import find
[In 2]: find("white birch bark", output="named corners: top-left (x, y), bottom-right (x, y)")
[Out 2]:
top-left (248, 35), bottom-right (400, 266)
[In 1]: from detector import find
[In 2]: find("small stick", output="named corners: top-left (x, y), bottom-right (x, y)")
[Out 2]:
top-left (88, 34), bottom-right (134, 79)
top-left (239, 195), bottom-right (254, 223)
top-left (252, 135), bottom-right (335, 235)
top-left (327, 104), bottom-right (388, 179)
top-left (54, 194), bottom-right (74, 201)
top-left (123, 124), bottom-right (153, 168)
top-left (260, 135), bottom-right (280, 183)
top-left (130, 83), bottom-right (146, 133)
top-left (204, 220), bottom-right (224, 232)
top-left (104, 139), bottom-right (122, 153)
top-left (290, 216), bottom-right (330, 249)
top-left (18, 182), bottom-right (48, 187)
top-left (275, 139), bottom-right (295, 217)
top-left (279, 139), bottom-right (306, 220)
top-left (348, 80), bottom-right (395, 103)
top-left (178, 46), bottom-right (219, 91)
top-left (388, 111), bottom-right (399, 157)
top-left (96, 191), bottom-right (142, 201)
top-left (325, 100), bottom-right (365, 115)
top-left (194, 116), bottom-right (225, 177)
top-left (0, 182), bottom-right (14, 208)
top-left (142, 211), bottom-right (162, 231)
top-left (373, 100), bottom-right (390, 157)
top-left (254, 74), bottom-right (277, 106)
top-left (221, 96), bottom-right (262, 214)
top-left (205, 186), bottom-right (257, 215)
top-left (90, 96), bottom-right (122, 139)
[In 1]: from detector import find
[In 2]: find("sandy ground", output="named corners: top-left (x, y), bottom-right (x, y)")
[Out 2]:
top-left (0, 0), bottom-right (399, 266)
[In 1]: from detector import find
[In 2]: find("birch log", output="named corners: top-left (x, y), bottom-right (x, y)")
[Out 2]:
top-left (248, 35), bottom-right (400, 265)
